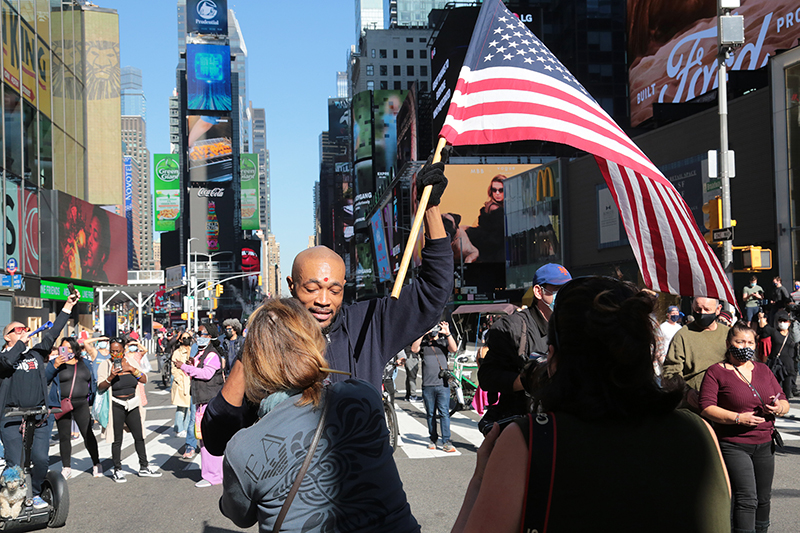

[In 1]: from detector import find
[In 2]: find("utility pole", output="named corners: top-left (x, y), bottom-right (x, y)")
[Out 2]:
top-left (717, 0), bottom-right (744, 299)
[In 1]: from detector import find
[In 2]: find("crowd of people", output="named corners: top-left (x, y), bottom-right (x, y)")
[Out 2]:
top-left (0, 161), bottom-right (796, 532)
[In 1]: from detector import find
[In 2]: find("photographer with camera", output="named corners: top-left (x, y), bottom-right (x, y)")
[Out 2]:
top-left (411, 321), bottom-right (458, 452)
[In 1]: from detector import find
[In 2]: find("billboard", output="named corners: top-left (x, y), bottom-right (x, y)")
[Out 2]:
top-left (370, 210), bottom-right (392, 282)
top-left (628, 0), bottom-right (800, 126)
top-left (187, 115), bottom-right (233, 183)
top-left (56, 192), bottom-right (127, 284)
top-left (188, 185), bottom-right (236, 256)
top-left (437, 164), bottom-right (538, 264)
top-left (124, 157), bottom-right (134, 268)
top-left (328, 98), bottom-right (350, 145)
top-left (4, 178), bottom-right (39, 276)
top-left (186, 0), bottom-right (228, 35)
top-left (373, 90), bottom-right (407, 186)
top-left (187, 43), bottom-right (231, 111)
top-left (240, 153), bottom-right (259, 230)
top-left (3, 4), bottom-right (21, 92)
top-left (154, 154), bottom-right (181, 231)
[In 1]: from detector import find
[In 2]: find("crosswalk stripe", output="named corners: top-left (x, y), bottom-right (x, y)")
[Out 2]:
top-left (394, 404), bottom-right (461, 458)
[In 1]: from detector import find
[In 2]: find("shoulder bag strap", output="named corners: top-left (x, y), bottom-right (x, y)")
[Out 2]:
top-left (518, 313), bottom-right (528, 358)
top-left (732, 365), bottom-right (771, 409)
top-left (776, 333), bottom-right (789, 359)
top-left (521, 412), bottom-right (557, 533)
top-left (272, 400), bottom-right (330, 533)
top-left (67, 362), bottom-right (78, 400)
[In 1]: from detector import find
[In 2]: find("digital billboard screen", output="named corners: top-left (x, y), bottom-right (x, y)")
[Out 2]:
top-left (56, 192), bottom-right (126, 284)
top-left (188, 185), bottom-right (236, 257)
top-left (154, 154), bottom-right (181, 231)
top-left (186, 0), bottom-right (228, 35)
top-left (187, 43), bottom-right (231, 111)
top-left (187, 115), bottom-right (233, 183)
top-left (240, 153), bottom-right (259, 230)
top-left (628, 0), bottom-right (800, 126)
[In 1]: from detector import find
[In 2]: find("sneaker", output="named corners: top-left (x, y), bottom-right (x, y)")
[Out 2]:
top-left (112, 469), bottom-right (127, 483)
top-left (138, 465), bottom-right (162, 478)
top-left (61, 467), bottom-right (71, 479)
top-left (177, 430), bottom-right (187, 438)
top-left (195, 479), bottom-right (213, 488)
top-left (182, 447), bottom-right (196, 460)
top-left (443, 442), bottom-right (456, 453)
top-left (71, 432), bottom-right (80, 440)
top-left (0, 457), bottom-right (6, 469)
top-left (427, 442), bottom-right (436, 450)
top-left (92, 464), bottom-right (103, 478)
top-left (31, 496), bottom-right (48, 509)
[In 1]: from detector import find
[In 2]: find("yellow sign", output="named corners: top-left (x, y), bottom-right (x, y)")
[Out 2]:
top-left (3, 4), bottom-right (21, 92)
top-left (536, 167), bottom-right (555, 202)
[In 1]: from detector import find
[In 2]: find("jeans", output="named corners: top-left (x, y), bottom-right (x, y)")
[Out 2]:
top-left (720, 440), bottom-right (774, 532)
top-left (1, 413), bottom-right (52, 495)
top-left (185, 399), bottom-right (198, 451)
top-left (175, 406), bottom-right (190, 434)
top-left (745, 306), bottom-right (760, 324)
top-left (422, 385), bottom-right (451, 444)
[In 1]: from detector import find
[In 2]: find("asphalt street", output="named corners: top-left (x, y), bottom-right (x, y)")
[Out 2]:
top-left (39, 367), bottom-right (800, 532)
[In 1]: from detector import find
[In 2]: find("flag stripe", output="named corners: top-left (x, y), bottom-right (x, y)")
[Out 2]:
top-left (441, 0), bottom-right (738, 305)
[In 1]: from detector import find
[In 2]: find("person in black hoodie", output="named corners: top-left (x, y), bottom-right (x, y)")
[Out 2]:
top-left (0, 291), bottom-right (78, 509)
top-left (202, 159), bottom-right (455, 456)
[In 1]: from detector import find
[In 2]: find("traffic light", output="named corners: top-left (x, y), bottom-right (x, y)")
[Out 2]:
top-left (181, 312), bottom-right (188, 320)
top-left (215, 284), bottom-right (224, 297)
top-left (212, 298), bottom-right (218, 309)
top-left (733, 246), bottom-right (772, 272)
top-left (703, 196), bottom-right (722, 232)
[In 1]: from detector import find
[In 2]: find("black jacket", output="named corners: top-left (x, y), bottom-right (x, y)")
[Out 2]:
top-left (202, 237), bottom-right (454, 456)
top-left (478, 306), bottom-right (549, 416)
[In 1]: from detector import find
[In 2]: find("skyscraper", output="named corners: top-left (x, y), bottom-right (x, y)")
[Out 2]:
top-left (229, 10), bottom-right (250, 154)
top-left (251, 107), bottom-right (270, 232)
top-left (356, 0), bottom-right (384, 45)
top-left (121, 114), bottom-right (154, 271)
top-left (385, 0), bottom-right (450, 28)
top-left (121, 66), bottom-right (146, 120)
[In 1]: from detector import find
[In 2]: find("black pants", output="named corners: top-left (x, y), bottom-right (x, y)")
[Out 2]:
top-left (720, 440), bottom-right (774, 532)
top-left (111, 401), bottom-right (148, 470)
top-left (0, 413), bottom-right (51, 495)
top-left (56, 398), bottom-right (100, 468)
top-left (779, 374), bottom-right (796, 399)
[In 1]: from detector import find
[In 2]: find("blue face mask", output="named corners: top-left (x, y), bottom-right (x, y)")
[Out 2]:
top-left (196, 337), bottom-right (210, 348)
top-left (548, 291), bottom-right (557, 311)
top-left (97, 342), bottom-right (109, 350)
top-left (669, 315), bottom-right (681, 323)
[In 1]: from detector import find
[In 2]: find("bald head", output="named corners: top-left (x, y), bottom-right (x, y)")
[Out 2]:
top-left (288, 246), bottom-right (346, 329)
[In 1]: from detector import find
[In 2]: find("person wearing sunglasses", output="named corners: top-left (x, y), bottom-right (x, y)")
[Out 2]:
top-left (0, 291), bottom-right (79, 510)
top-left (171, 331), bottom-right (196, 455)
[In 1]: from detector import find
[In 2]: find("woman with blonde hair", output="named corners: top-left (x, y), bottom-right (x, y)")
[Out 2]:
top-left (221, 298), bottom-right (419, 533)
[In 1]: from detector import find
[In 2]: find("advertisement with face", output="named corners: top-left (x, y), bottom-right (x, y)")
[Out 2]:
top-left (240, 153), bottom-right (259, 230)
top-left (4, 177), bottom-right (39, 276)
top-left (628, 0), bottom-right (800, 126)
top-left (57, 192), bottom-right (126, 284)
top-left (373, 90), bottom-right (407, 185)
top-left (154, 153), bottom-right (181, 231)
top-left (186, 0), bottom-right (228, 35)
top-left (437, 164), bottom-right (538, 264)
top-left (187, 43), bottom-right (231, 111)
top-left (187, 115), bottom-right (233, 183)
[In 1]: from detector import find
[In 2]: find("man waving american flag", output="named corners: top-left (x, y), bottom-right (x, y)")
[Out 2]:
top-left (439, 0), bottom-right (736, 305)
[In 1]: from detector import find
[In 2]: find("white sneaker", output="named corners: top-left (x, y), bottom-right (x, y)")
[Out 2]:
top-left (61, 467), bottom-right (71, 479)
top-left (92, 464), bottom-right (103, 478)
top-left (112, 469), bottom-right (127, 483)
top-left (138, 465), bottom-right (162, 478)
top-left (195, 479), bottom-right (213, 488)
top-left (177, 430), bottom-right (187, 438)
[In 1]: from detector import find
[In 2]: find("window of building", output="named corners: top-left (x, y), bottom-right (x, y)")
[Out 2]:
top-left (419, 37), bottom-right (427, 43)
top-left (371, 49), bottom-right (376, 58)
top-left (407, 65), bottom-right (414, 76)
top-left (380, 65), bottom-right (388, 76)
top-left (380, 81), bottom-right (388, 90)
top-left (420, 49), bottom-right (427, 59)
top-left (406, 49), bottom-right (414, 59)
top-left (394, 65), bottom-right (401, 76)
top-left (406, 37), bottom-right (413, 42)
top-left (379, 49), bottom-right (387, 58)
top-left (367, 81), bottom-right (374, 91)
top-left (366, 65), bottom-right (374, 76)
top-left (407, 81), bottom-right (415, 89)
top-left (394, 81), bottom-right (401, 90)
top-left (421, 65), bottom-right (428, 77)
top-left (393, 50), bottom-right (398, 58)
top-left (420, 81), bottom-right (428, 92)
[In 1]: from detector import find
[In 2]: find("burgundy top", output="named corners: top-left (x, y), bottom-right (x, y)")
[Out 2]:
top-left (699, 361), bottom-right (783, 444)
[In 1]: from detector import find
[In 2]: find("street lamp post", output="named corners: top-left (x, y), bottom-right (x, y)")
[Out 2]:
top-left (256, 230), bottom-right (268, 298)
top-left (187, 237), bottom-right (198, 327)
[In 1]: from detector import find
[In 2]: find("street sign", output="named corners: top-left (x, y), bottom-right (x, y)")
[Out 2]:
top-left (6, 258), bottom-right (17, 275)
top-left (712, 227), bottom-right (734, 242)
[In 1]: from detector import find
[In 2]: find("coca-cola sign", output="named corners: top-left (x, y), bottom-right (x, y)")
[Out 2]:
top-left (628, 0), bottom-right (800, 127)
top-left (197, 187), bottom-right (225, 198)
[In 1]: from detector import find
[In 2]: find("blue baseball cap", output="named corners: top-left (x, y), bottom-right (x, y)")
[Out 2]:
top-left (533, 264), bottom-right (572, 287)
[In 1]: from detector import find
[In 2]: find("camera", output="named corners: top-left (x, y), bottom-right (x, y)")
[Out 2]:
top-left (481, 414), bottom-right (524, 436)
top-left (429, 325), bottom-right (441, 337)
top-left (438, 368), bottom-right (453, 380)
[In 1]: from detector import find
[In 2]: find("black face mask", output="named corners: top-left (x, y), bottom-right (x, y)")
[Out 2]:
top-left (692, 311), bottom-right (717, 329)
top-left (181, 338), bottom-right (193, 346)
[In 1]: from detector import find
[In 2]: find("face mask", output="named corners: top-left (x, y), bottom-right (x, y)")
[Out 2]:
top-left (778, 321), bottom-right (791, 331)
top-left (692, 311), bottom-right (717, 329)
top-left (728, 346), bottom-right (755, 362)
top-left (196, 337), bottom-right (210, 348)
top-left (547, 292), bottom-right (557, 311)
top-left (669, 315), bottom-right (681, 323)
top-left (181, 338), bottom-right (193, 346)
top-left (750, 282), bottom-right (756, 288)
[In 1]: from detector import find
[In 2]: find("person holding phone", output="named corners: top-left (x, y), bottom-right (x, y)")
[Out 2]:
top-left (0, 291), bottom-right (79, 510)
top-left (97, 337), bottom-right (161, 483)
top-left (46, 337), bottom-right (101, 479)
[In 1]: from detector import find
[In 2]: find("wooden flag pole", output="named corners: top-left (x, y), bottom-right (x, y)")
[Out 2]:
top-left (390, 137), bottom-right (448, 300)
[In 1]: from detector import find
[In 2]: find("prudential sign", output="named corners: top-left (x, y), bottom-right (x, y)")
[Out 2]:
top-left (187, 0), bottom-right (228, 35)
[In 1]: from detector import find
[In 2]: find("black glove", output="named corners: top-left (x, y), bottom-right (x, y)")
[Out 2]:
top-left (416, 156), bottom-right (448, 207)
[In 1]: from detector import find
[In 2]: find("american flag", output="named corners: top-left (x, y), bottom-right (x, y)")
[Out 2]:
top-left (440, 0), bottom-right (736, 304)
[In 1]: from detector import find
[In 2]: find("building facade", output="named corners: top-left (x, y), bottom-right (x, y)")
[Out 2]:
top-left (351, 28), bottom-right (432, 95)
top-left (121, 115), bottom-right (154, 270)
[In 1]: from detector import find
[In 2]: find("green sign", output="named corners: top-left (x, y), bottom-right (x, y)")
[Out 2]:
top-left (154, 154), bottom-right (181, 231)
top-left (40, 281), bottom-right (94, 302)
top-left (240, 153), bottom-right (260, 231)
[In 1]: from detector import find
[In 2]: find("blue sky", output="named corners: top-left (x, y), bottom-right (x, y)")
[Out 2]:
top-left (101, 1), bottom-right (355, 295)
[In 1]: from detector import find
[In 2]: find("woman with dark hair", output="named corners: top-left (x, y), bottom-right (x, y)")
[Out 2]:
top-left (451, 277), bottom-right (731, 532)
top-left (700, 321), bottom-right (789, 533)
top-left (453, 174), bottom-right (507, 263)
top-left (97, 336), bottom-right (161, 483)
top-left (46, 337), bottom-right (101, 479)
top-left (221, 299), bottom-right (419, 532)
top-left (174, 323), bottom-right (225, 487)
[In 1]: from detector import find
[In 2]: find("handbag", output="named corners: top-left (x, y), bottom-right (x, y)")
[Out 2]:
top-left (767, 334), bottom-right (790, 383)
top-left (54, 364), bottom-right (78, 421)
top-left (92, 390), bottom-right (110, 428)
top-left (272, 400), bottom-right (330, 533)
top-left (732, 366), bottom-right (784, 450)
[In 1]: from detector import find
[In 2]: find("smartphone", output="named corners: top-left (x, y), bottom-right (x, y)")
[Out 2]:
top-left (58, 346), bottom-right (71, 360)
top-left (480, 415), bottom-right (524, 436)
top-left (113, 358), bottom-right (123, 372)
top-left (67, 282), bottom-right (76, 297)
